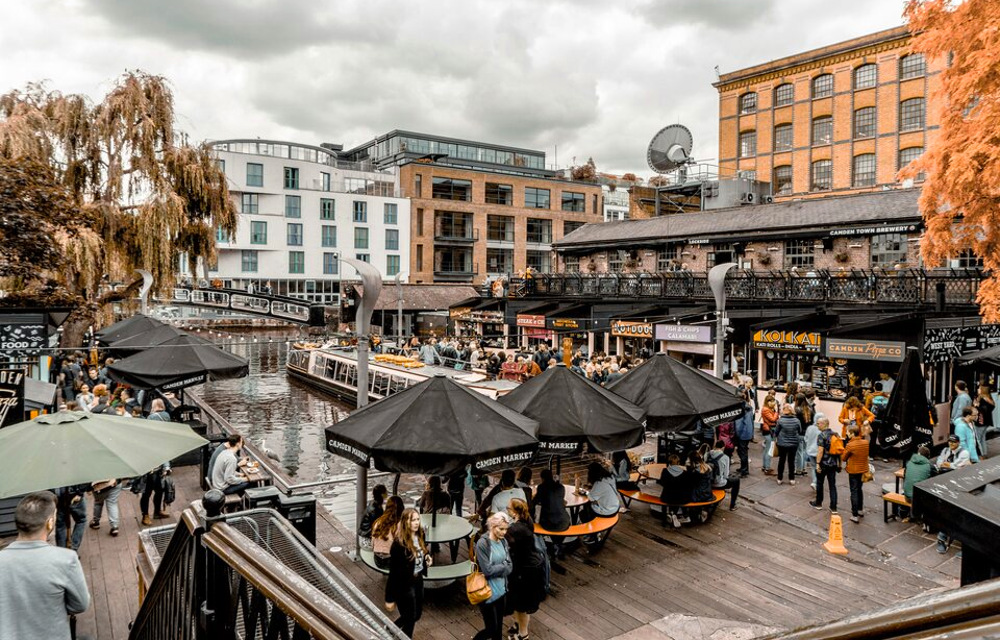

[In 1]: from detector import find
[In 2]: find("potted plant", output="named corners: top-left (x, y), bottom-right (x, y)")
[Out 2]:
top-left (586, 260), bottom-right (598, 272)
top-left (834, 251), bottom-right (850, 264)
top-left (758, 253), bottom-right (772, 267)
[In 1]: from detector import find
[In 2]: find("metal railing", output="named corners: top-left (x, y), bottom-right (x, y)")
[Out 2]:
top-left (129, 505), bottom-right (406, 640)
top-left (506, 269), bottom-right (984, 307)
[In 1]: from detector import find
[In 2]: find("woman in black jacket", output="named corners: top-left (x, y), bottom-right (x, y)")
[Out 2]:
top-left (505, 499), bottom-right (547, 640)
top-left (385, 508), bottom-right (430, 638)
top-left (773, 404), bottom-right (802, 485)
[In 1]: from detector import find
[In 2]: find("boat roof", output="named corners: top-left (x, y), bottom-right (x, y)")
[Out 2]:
top-left (311, 347), bottom-right (490, 382)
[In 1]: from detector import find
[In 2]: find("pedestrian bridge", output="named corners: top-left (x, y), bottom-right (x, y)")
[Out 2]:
top-left (166, 286), bottom-right (330, 326)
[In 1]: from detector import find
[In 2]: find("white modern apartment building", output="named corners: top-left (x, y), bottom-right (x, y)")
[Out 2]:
top-left (602, 183), bottom-right (630, 221)
top-left (208, 139), bottom-right (410, 304)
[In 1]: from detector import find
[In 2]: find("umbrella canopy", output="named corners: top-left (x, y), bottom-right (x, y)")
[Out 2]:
top-left (498, 363), bottom-right (645, 454)
top-left (607, 353), bottom-right (744, 433)
top-left (108, 333), bottom-right (249, 390)
top-left (878, 346), bottom-right (933, 460)
top-left (325, 374), bottom-right (539, 475)
top-left (95, 314), bottom-right (165, 345)
top-left (105, 323), bottom-right (187, 356)
top-left (0, 411), bottom-right (208, 498)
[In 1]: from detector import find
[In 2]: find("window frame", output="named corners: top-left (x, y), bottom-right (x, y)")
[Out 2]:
top-left (853, 64), bottom-right (877, 90)
top-left (431, 177), bottom-right (473, 201)
top-left (524, 187), bottom-right (551, 209)
top-left (353, 201), bottom-right (367, 223)
top-left (284, 195), bottom-right (301, 218)
top-left (773, 165), bottom-right (793, 196)
top-left (383, 203), bottom-right (398, 224)
top-left (283, 166), bottom-right (299, 190)
top-left (320, 198), bottom-right (335, 220)
top-left (241, 250), bottom-right (258, 273)
top-left (241, 193), bottom-right (259, 214)
top-left (812, 116), bottom-right (833, 146)
top-left (739, 92), bottom-right (758, 114)
top-left (385, 228), bottom-right (399, 251)
top-left (811, 159), bottom-right (833, 191)
top-left (900, 97), bottom-right (925, 132)
top-left (286, 222), bottom-right (303, 246)
top-left (288, 250), bottom-right (305, 274)
top-left (323, 252), bottom-right (339, 275)
top-left (526, 218), bottom-right (552, 244)
top-left (774, 84), bottom-right (794, 107)
top-left (773, 123), bottom-right (793, 152)
top-left (386, 255), bottom-right (401, 277)
top-left (853, 106), bottom-right (876, 139)
top-left (250, 221), bottom-right (267, 245)
top-left (354, 227), bottom-right (369, 249)
top-left (852, 154), bottom-right (877, 187)
top-left (485, 182), bottom-right (513, 205)
top-left (870, 232), bottom-right (907, 268)
top-left (784, 239), bottom-right (815, 269)
top-left (899, 54), bottom-right (926, 80)
top-left (561, 191), bottom-right (585, 212)
top-left (246, 163), bottom-right (263, 187)
top-left (812, 74), bottom-right (833, 99)
top-left (321, 225), bottom-right (337, 248)
top-left (487, 215), bottom-right (515, 242)
top-left (739, 130), bottom-right (757, 158)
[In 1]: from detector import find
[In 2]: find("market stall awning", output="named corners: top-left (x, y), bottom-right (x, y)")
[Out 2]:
top-left (826, 313), bottom-right (921, 337)
top-left (750, 311), bottom-right (839, 333)
top-left (24, 378), bottom-right (57, 411)
top-left (955, 344), bottom-right (1000, 367)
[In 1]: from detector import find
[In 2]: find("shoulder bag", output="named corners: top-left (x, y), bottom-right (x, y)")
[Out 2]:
top-left (466, 538), bottom-right (493, 605)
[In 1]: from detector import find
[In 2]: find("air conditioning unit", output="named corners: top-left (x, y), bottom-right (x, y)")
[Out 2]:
top-left (761, 195), bottom-right (774, 204)
top-left (740, 192), bottom-right (755, 204)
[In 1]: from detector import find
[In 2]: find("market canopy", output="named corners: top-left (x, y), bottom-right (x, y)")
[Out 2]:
top-left (498, 363), bottom-right (645, 454)
top-left (955, 344), bottom-right (1000, 368)
top-left (108, 333), bottom-right (249, 390)
top-left (607, 353), bottom-right (743, 433)
top-left (105, 323), bottom-right (186, 356)
top-left (95, 314), bottom-right (165, 345)
top-left (878, 346), bottom-right (933, 459)
top-left (325, 374), bottom-right (539, 476)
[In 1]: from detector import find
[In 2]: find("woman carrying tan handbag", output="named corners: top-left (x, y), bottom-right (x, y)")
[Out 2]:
top-left (472, 513), bottom-right (513, 640)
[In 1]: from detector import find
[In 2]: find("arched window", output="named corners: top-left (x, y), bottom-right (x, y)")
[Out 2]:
top-left (899, 53), bottom-right (926, 80)
top-left (772, 165), bottom-right (793, 196)
top-left (773, 83), bottom-right (794, 107)
top-left (899, 146), bottom-right (925, 181)
top-left (853, 64), bottom-right (877, 89)
top-left (739, 92), bottom-right (757, 114)
top-left (853, 107), bottom-right (876, 139)
top-left (812, 74), bottom-right (833, 99)
top-left (773, 123), bottom-right (793, 151)
top-left (900, 98), bottom-right (925, 131)
top-left (811, 160), bottom-right (832, 191)
top-left (853, 154), bottom-right (876, 187)
top-left (812, 116), bottom-right (833, 145)
top-left (739, 130), bottom-right (757, 158)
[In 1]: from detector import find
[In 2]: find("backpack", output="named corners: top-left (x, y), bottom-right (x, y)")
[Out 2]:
top-left (162, 475), bottom-right (176, 505)
top-left (870, 394), bottom-right (889, 417)
top-left (707, 451), bottom-right (724, 484)
top-left (827, 433), bottom-right (846, 456)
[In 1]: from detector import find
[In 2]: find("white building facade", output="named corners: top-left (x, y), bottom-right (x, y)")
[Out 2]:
top-left (208, 140), bottom-right (410, 304)
top-left (602, 184), bottom-right (630, 221)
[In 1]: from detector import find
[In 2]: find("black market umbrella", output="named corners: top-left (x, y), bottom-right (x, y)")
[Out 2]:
top-left (325, 374), bottom-right (539, 477)
top-left (878, 346), bottom-right (933, 460)
top-left (108, 333), bottom-right (249, 391)
top-left (607, 353), bottom-right (744, 433)
top-left (105, 323), bottom-right (186, 356)
top-left (498, 363), bottom-right (646, 455)
top-left (95, 314), bottom-right (165, 345)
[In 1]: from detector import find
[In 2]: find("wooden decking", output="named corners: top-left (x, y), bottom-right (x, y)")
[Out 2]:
top-left (1, 457), bottom-right (962, 640)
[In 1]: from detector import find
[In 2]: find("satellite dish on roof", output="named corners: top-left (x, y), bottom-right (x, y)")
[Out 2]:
top-left (647, 124), bottom-right (694, 174)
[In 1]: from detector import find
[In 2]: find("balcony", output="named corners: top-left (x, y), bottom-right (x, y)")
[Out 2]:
top-left (434, 229), bottom-right (479, 244)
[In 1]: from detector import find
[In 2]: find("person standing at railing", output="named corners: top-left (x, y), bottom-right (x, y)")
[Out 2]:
top-left (0, 492), bottom-right (90, 640)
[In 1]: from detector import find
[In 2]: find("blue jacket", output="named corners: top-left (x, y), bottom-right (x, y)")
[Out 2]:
top-left (735, 403), bottom-right (754, 441)
top-left (953, 418), bottom-right (979, 463)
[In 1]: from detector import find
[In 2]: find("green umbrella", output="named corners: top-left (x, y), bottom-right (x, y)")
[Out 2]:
top-left (0, 411), bottom-right (208, 499)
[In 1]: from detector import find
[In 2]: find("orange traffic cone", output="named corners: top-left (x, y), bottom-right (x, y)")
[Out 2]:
top-left (823, 513), bottom-right (848, 555)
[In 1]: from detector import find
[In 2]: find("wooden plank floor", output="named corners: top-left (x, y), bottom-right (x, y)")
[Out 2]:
top-left (1, 454), bottom-right (959, 640)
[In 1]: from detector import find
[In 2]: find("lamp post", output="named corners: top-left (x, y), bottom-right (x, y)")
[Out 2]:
top-left (341, 258), bottom-right (382, 556)
top-left (708, 262), bottom-right (738, 379)
top-left (395, 272), bottom-right (407, 347)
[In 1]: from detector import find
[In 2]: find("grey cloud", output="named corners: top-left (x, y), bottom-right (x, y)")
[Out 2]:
top-left (636, 0), bottom-right (777, 30)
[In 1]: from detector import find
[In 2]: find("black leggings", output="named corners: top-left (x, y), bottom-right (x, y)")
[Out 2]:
top-left (474, 596), bottom-right (506, 640)
top-left (776, 446), bottom-right (798, 481)
top-left (394, 578), bottom-right (423, 637)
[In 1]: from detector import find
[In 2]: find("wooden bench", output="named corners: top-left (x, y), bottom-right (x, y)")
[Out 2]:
top-left (618, 489), bottom-right (725, 526)
top-left (882, 492), bottom-right (911, 523)
top-left (533, 514), bottom-right (619, 539)
top-left (358, 549), bottom-right (473, 582)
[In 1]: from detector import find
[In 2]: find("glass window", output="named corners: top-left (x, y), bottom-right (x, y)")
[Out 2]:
top-left (354, 227), bottom-right (369, 249)
top-left (853, 64), bottom-right (877, 89)
top-left (431, 177), bottom-right (472, 201)
top-left (812, 74), bottom-right (833, 98)
top-left (285, 195), bottom-right (301, 218)
top-left (485, 182), bottom-right (513, 205)
top-left (526, 218), bottom-right (552, 244)
top-left (774, 83), bottom-right (794, 107)
top-left (487, 215), bottom-right (514, 242)
top-left (561, 191), bottom-right (585, 212)
top-left (386, 255), bottom-right (400, 276)
top-left (414, 174), bottom-right (422, 198)
top-left (320, 198), bottom-right (335, 220)
top-left (524, 187), bottom-right (550, 209)
top-left (853, 154), bottom-right (876, 187)
top-left (773, 165), bottom-right (793, 196)
top-left (870, 233), bottom-right (907, 267)
top-left (564, 220), bottom-right (585, 236)
top-left (287, 223), bottom-right (303, 246)
top-left (246, 163), bottom-right (263, 187)
top-left (707, 243), bottom-right (735, 268)
top-left (216, 159), bottom-right (226, 174)
top-left (900, 53), bottom-right (926, 80)
top-left (854, 107), bottom-right (876, 139)
top-left (384, 203), bottom-right (398, 224)
top-left (356, 253), bottom-right (370, 263)
top-left (321, 172), bottom-right (330, 191)
top-left (812, 116), bottom-right (833, 145)
top-left (435, 211), bottom-right (472, 238)
top-left (288, 251), bottom-right (304, 274)
top-left (526, 250), bottom-right (552, 273)
top-left (323, 252), bottom-right (338, 275)
top-left (385, 229), bottom-right (399, 251)
top-left (563, 255), bottom-right (579, 273)
top-left (811, 160), bottom-right (833, 191)
top-left (353, 201), bottom-right (367, 223)
top-left (958, 249), bottom-right (983, 269)
top-left (321, 225), bottom-right (336, 247)
top-left (241, 250), bottom-right (258, 272)
top-left (215, 226), bottom-right (231, 243)
top-left (241, 193), bottom-right (259, 214)
top-left (900, 98), bottom-right (925, 131)
top-left (899, 147), bottom-right (925, 180)
top-left (784, 239), bottom-right (815, 268)
top-left (739, 92), bottom-right (757, 114)
top-left (415, 208), bottom-right (423, 236)
top-left (773, 123), bottom-right (793, 152)
top-left (283, 167), bottom-right (299, 189)
top-left (607, 251), bottom-right (623, 272)
top-left (415, 244), bottom-right (423, 271)
top-left (658, 246), bottom-right (679, 271)
top-left (739, 130), bottom-right (757, 157)
top-left (250, 221), bottom-right (267, 245)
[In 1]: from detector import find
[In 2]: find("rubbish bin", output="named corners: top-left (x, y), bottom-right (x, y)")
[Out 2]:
top-left (245, 486), bottom-right (281, 510)
top-left (277, 492), bottom-right (317, 544)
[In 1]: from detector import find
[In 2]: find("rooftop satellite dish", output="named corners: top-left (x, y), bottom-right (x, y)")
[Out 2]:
top-left (647, 124), bottom-right (694, 174)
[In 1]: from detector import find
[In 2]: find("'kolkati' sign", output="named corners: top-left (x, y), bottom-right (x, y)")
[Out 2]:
top-left (825, 338), bottom-right (905, 362)
top-left (751, 329), bottom-right (822, 353)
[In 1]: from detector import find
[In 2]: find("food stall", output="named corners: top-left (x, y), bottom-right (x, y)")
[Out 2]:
top-left (655, 323), bottom-right (715, 372)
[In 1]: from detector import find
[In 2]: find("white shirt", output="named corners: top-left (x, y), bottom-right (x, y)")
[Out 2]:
top-left (490, 487), bottom-right (526, 515)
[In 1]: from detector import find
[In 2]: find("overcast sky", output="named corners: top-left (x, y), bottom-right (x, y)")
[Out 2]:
top-left (2, 0), bottom-right (907, 176)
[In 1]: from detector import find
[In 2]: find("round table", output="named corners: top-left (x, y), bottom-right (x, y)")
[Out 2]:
top-left (638, 463), bottom-right (666, 483)
top-left (532, 483), bottom-right (590, 524)
top-left (420, 513), bottom-right (473, 544)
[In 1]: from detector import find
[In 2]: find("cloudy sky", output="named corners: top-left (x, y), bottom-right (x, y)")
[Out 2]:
top-left (2, 0), bottom-right (907, 176)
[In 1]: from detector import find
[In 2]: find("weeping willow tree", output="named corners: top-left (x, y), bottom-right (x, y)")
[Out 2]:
top-left (0, 71), bottom-right (237, 346)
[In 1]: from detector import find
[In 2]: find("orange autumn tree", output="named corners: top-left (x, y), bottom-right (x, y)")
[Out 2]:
top-left (903, 0), bottom-right (1000, 320)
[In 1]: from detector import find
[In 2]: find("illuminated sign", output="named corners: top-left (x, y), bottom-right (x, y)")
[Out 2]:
top-left (751, 329), bottom-right (822, 353)
top-left (611, 321), bottom-right (653, 338)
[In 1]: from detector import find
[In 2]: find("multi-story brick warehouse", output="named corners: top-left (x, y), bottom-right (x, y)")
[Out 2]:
top-left (342, 131), bottom-right (603, 284)
top-left (715, 26), bottom-right (944, 199)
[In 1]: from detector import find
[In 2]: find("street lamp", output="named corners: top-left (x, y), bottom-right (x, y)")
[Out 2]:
top-left (395, 272), bottom-right (407, 347)
top-left (708, 262), bottom-right (738, 379)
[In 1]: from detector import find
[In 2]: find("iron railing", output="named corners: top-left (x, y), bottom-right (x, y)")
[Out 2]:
top-left (506, 269), bottom-right (983, 307)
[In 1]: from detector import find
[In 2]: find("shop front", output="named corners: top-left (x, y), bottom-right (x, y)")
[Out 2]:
top-left (655, 323), bottom-right (715, 372)
top-left (516, 313), bottom-right (551, 347)
top-left (547, 315), bottom-right (590, 356)
top-left (610, 320), bottom-right (655, 358)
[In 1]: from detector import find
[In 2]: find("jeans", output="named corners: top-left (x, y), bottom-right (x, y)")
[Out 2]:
top-left (761, 433), bottom-right (774, 470)
top-left (807, 455), bottom-right (817, 486)
top-left (848, 473), bottom-right (864, 517)
top-left (721, 476), bottom-right (741, 509)
top-left (974, 426), bottom-right (988, 459)
top-left (474, 596), bottom-right (506, 640)
top-left (736, 438), bottom-right (751, 475)
top-left (57, 498), bottom-right (87, 551)
top-left (393, 577), bottom-right (424, 637)
top-left (776, 445), bottom-right (798, 481)
top-left (222, 481), bottom-right (253, 495)
top-left (815, 467), bottom-right (838, 511)
top-left (140, 479), bottom-right (164, 516)
top-left (449, 490), bottom-right (464, 517)
top-left (92, 485), bottom-right (122, 528)
top-left (795, 435), bottom-right (807, 474)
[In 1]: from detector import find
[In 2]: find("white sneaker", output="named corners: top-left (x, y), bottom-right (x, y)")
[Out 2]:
top-left (670, 514), bottom-right (682, 528)
top-left (777, 479), bottom-right (784, 485)
top-left (810, 483), bottom-right (817, 490)
top-left (789, 480), bottom-right (796, 486)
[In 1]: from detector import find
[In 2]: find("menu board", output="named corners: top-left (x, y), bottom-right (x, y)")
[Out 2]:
top-left (811, 361), bottom-right (828, 392)
top-left (827, 360), bottom-right (850, 397)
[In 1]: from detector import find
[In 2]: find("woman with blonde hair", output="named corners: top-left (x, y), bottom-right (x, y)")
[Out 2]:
top-left (473, 513), bottom-right (513, 640)
top-left (385, 507), bottom-right (431, 638)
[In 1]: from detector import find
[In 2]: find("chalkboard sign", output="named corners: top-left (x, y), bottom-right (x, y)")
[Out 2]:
top-left (812, 361), bottom-right (828, 392)
top-left (827, 361), bottom-right (850, 396)
top-left (0, 369), bottom-right (26, 428)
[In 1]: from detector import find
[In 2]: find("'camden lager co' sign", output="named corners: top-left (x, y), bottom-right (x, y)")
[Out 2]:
top-left (751, 329), bottom-right (822, 353)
